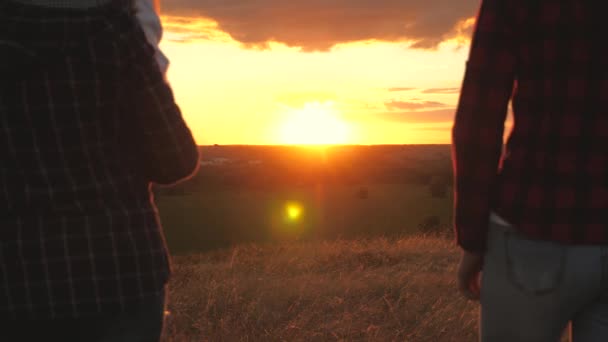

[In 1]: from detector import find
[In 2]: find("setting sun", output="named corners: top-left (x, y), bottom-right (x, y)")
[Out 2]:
top-left (278, 102), bottom-right (351, 145)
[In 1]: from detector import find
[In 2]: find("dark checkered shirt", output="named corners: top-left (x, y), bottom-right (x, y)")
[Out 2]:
top-left (453, 0), bottom-right (608, 252)
top-left (10, 0), bottom-right (114, 8)
top-left (0, 2), bottom-right (199, 318)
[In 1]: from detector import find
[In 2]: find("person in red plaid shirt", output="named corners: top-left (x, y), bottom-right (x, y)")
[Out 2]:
top-left (453, 0), bottom-right (608, 340)
top-left (0, 0), bottom-right (199, 340)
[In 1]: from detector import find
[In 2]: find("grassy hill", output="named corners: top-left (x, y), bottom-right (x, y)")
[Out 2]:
top-left (157, 145), bottom-right (483, 340)
top-left (162, 236), bottom-right (479, 341)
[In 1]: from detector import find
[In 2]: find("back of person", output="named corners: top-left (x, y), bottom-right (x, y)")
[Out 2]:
top-left (0, 0), bottom-right (198, 339)
top-left (452, 1), bottom-right (608, 341)
top-left (496, 1), bottom-right (607, 243)
top-left (454, 0), bottom-right (608, 251)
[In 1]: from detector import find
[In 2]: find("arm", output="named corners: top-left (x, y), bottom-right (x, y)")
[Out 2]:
top-left (119, 26), bottom-right (199, 186)
top-left (135, 0), bottom-right (169, 75)
top-left (452, 0), bottom-right (516, 253)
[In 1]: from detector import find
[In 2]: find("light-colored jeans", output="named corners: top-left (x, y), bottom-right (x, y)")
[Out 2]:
top-left (481, 221), bottom-right (608, 341)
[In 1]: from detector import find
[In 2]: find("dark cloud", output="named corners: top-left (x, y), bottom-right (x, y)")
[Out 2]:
top-left (163, 0), bottom-right (478, 51)
top-left (421, 87), bottom-right (461, 94)
top-left (385, 100), bottom-right (448, 111)
top-left (380, 108), bottom-right (456, 123)
top-left (163, 18), bottom-right (230, 43)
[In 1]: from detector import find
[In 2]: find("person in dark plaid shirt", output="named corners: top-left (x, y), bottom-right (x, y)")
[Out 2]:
top-left (453, 0), bottom-right (608, 340)
top-left (0, 0), bottom-right (199, 340)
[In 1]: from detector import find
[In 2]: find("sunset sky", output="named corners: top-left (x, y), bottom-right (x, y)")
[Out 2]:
top-left (159, 0), bottom-right (485, 145)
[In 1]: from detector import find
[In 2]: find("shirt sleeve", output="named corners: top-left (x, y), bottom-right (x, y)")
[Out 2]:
top-left (118, 23), bottom-right (200, 186)
top-left (135, 0), bottom-right (169, 75)
top-left (451, 0), bottom-right (517, 252)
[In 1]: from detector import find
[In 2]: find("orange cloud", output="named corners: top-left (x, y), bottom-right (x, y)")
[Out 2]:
top-left (162, 16), bottom-right (232, 43)
top-left (421, 87), bottom-right (461, 94)
top-left (385, 100), bottom-right (448, 111)
top-left (163, 0), bottom-right (478, 51)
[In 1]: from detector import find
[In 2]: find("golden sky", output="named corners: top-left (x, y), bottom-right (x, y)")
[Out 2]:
top-left (159, 1), bottom-right (489, 145)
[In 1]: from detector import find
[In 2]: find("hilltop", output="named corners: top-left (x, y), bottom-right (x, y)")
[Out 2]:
top-left (162, 236), bottom-right (479, 341)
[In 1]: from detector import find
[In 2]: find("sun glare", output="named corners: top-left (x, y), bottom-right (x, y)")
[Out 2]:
top-left (285, 202), bottom-right (303, 222)
top-left (279, 102), bottom-right (350, 145)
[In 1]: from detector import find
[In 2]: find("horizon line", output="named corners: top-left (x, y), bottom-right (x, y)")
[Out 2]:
top-left (198, 143), bottom-right (451, 147)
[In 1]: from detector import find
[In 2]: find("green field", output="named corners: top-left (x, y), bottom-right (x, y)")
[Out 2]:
top-left (157, 184), bottom-right (453, 254)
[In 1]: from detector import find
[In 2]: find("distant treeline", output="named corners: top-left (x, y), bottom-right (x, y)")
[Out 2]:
top-left (156, 145), bottom-right (453, 196)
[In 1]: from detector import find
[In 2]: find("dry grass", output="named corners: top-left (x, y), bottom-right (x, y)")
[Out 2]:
top-left (162, 236), bottom-right (479, 341)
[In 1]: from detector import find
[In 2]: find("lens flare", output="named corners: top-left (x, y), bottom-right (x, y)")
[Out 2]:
top-left (285, 202), bottom-right (303, 222)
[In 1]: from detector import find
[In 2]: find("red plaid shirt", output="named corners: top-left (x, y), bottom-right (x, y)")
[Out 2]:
top-left (453, 0), bottom-right (608, 252)
top-left (0, 2), bottom-right (199, 318)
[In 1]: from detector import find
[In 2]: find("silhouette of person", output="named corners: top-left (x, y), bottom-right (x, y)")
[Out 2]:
top-left (453, 0), bottom-right (608, 340)
top-left (0, 0), bottom-right (199, 341)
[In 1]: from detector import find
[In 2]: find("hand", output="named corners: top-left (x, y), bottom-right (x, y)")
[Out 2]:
top-left (457, 250), bottom-right (484, 301)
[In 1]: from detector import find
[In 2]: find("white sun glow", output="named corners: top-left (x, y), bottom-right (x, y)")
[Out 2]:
top-left (279, 102), bottom-right (350, 145)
